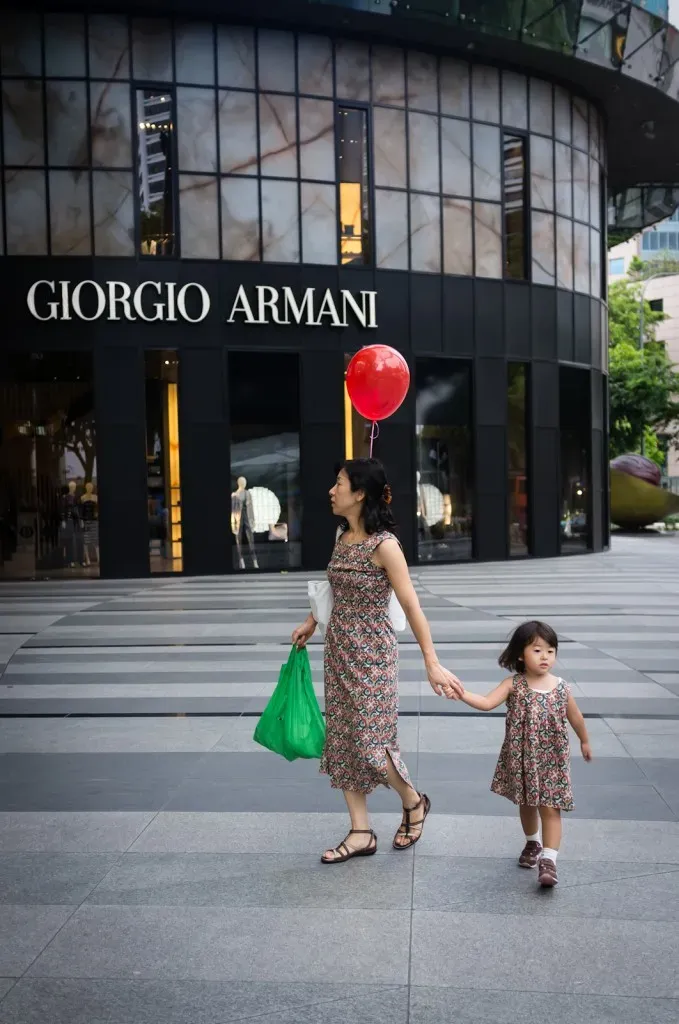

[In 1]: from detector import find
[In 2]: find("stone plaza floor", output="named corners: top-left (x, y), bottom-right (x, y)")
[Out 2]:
top-left (0, 534), bottom-right (678, 1023)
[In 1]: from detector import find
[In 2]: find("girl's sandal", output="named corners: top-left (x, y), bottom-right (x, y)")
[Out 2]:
top-left (393, 793), bottom-right (431, 850)
top-left (321, 829), bottom-right (377, 864)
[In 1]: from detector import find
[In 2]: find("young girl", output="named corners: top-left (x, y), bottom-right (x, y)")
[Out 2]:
top-left (454, 620), bottom-right (592, 887)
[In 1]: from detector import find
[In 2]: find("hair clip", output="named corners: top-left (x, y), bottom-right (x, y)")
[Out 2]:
top-left (383, 484), bottom-right (392, 505)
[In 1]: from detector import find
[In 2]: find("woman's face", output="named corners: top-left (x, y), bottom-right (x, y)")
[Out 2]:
top-left (329, 469), bottom-right (363, 518)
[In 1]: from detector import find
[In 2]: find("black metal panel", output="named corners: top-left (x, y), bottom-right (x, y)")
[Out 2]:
top-left (590, 298), bottom-right (602, 371)
top-left (531, 288), bottom-right (557, 361)
top-left (374, 354), bottom-right (416, 566)
top-left (475, 280), bottom-right (504, 357)
top-left (574, 293), bottom-right (592, 366)
top-left (410, 274), bottom-right (442, 354)
top-left (474, 355), bottom-right (508, 561)
top-left (505, 283), bottom-right (531, 360)
top-left (94, 347), bottom-right (148, 579)
top-left (373, 270), bottom-right (410, 356)
top-left (442, 277), bottom-right (474, 356)
top-left (530, 361), bottom-right (560, 557)
top-left (556, 290), bottom-right (574, 364)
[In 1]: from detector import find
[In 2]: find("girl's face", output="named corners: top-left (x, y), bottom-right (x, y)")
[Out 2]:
top-left (522, 636), bottom-right (556, 676)
top-left (329, 469), bottom-right (363, 519)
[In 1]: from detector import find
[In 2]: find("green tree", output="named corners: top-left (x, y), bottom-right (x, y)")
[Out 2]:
top-left (628, 253), bottom-right (679, 281)
top-left (608, 280), bottom-right (679, 461)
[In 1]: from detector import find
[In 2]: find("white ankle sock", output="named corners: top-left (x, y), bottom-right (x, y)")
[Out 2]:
top-left (541, 847), bottom-right (558, 862)
top-left (524, 832), bottom-right (541, 844)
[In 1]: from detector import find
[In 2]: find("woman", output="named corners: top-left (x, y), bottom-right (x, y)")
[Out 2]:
top-left (292, 458), bottom-right (463, 864)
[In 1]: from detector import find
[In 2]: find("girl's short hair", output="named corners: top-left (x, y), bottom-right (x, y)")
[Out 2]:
top-left (499, 620), bottom-right (559, 673)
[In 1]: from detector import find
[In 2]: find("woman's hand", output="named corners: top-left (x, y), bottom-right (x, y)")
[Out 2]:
top-left (292, 615), bottom-right (317, 649)
top-left (581, 740), bottom-right (593, 762)
top-left (426, 660), bottom-right (464, 699)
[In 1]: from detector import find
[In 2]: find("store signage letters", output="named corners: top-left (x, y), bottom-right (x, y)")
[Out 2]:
top-left (26, 280), bottom-right (378, 329)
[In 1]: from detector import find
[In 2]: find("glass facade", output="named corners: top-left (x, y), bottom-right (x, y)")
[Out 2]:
top-left (145, 351), bottom-right (182, 573)
top-left (560, 366), bottom-right (592, 553)
top-left (136, 89), bottom-right (176, 256)
top-left (503, 135), bottom-right (527, 280)
top-left (508, 363), bottom-right (529, 556)
top-left (337, 107), bottom-right (370, 265)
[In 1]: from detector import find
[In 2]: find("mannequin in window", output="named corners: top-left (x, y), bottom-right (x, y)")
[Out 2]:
top-left (231, 475), bottom-right (258, 570)
top-left (60, 480), bottom-right (84, 567)
top-left (80, 482), bottom-right (99, 566)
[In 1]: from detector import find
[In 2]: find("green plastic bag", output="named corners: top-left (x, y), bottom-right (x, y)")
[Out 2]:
top-left (253, 645), bottom-right (325, 761)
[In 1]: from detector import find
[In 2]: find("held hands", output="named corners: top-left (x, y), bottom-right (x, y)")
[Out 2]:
top-left (426, 661), bottom-right (464, 700)
top-left (581, 740), bottom-right (593, 762)
top-left (292, 615), bottom-right (317, 649)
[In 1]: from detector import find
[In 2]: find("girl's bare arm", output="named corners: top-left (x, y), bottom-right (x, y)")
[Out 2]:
top-left (460, 677), bottom-right (513, 712)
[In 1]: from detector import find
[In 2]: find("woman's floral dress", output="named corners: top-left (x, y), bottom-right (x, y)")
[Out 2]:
top-left (491, 674), bottom-right (574, 811)
top-left (321, 531), bottom-right (411, 794)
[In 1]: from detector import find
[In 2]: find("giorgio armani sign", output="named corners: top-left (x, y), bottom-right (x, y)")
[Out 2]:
top-left (26, 281), bottom-right (378, 329)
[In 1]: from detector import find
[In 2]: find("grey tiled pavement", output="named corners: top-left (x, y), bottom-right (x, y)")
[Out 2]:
top-left (0, 535), bottom-right (678, 1022)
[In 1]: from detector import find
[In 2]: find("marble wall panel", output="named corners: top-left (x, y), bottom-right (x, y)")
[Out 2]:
top-left (409, 112), bottom-right (440, 193)
top-left (90, 82), bottom-right (133, 169)
top-left (299, 98), bottom-right (335, 181)
top-left (335, 40), bottom-right (370, 101)
top-left (301, 181), bottom-right (336, 265)
top-left (590, 157), bottom-right (601, 230)
top-left (0, 11), bottom-right (42, 75)
top-left (372, 46), bottom-right (406, 107)
top-left (529, 78), bottom-right (553, 136)
top-left (572, 95), bottom-right (589, 150)
top-left (532, 210), bottom-right (555, 286)
top-left (530, 135), bottom-right (554, 211)
top-left (472, 65), bottom-right (499, 123)
top-left (556, 215), bottom-right (573, 290)
top-left (261, 178), bottom-right (300, 263)
top-left (49, 169), bottom-right (91, 255)
top-left (408, 51), bottom-right (438, 112)
top-left (443, 197), bottom-right (473, 276)
top-left (46, 81), bottom-right (87, 168)
top-left (4, 169), bottom-right (47, 254)
top-left (410, 193), bottom-right (441, 273)
top-left (44, 13), bottom-right (85, 77)
top-left (573, 221), bottom-right (590, 294)
top-left (297, 35), bottom-right (333, 97)
top-left (217, 26), bottom-right (256, 89)
top-left (221, 177), bottom-right (260, 261)
top-left (92, 170), bottom-right (134, 256)
top-left (373, 107), bottom-right (407, 188)
top-left (175, 23), bottom-right (215, 85)
top-left (441, 116), bottom-right (471, 197)
top-left (88, 15), bottom-right (130, 80)
top-left (473, 201), bottom-right (502, 278)
top-left (375, 188), bottom-right (408, 270)
top-left (502, 71), bottom-right (527, 130)
top-left (132, 19), bottom-right (172, 82)
top-left (572, 147), bottom-right (589, 222)
top-left (259, 93), bottom-right (297, 178)
top-left (555, 141), bottom-right (572, 217)
top-left (440, 57), bottom-right (469, 118)
top-left (258, 30), bottom-right (295, 93)
top-left (554, 86), bottom-right (572, 143)
top-left (179, 174), bottom-right (219, 258)
top-left (472, 123), bottom-right (501, 201)
top-left (589, 105), bottom-right (601, 161)
top-left (219, 90), bottom-right (257, 175)
top-left (177, 87), bottom-right (217, 173)
top-left (591, 228), bottom-right (601, 298)
top-left (2, 80), bottom-right (44, 166)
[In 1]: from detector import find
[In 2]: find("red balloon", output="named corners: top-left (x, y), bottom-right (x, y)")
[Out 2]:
top-left (346, 345), bottom-right (410, 422)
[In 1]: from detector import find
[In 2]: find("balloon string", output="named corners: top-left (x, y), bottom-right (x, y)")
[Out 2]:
top-left (369, 421), bottom-right (379, 457)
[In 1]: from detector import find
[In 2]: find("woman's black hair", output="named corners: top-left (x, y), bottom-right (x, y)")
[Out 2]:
top-left (499, 620), bottom-right (558, 673)
top-left (335, 458), bottom-right (397, 536)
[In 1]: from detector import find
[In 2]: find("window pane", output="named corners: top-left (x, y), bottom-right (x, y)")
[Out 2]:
top-left (229, 353), bottom-right (301, 571)
top-left (410, 193), bottom-right (441, 273)
top-left (474, 202), bottom-right (502, 278)
top-left (503, 134), bottom-right (526, 280)
top-left (301, 181), bottom-right (336, 265)
top-left (0, 352), bottom-right (98, 579)
top-left (91, 83), bottom-right (133, 170)
top-left (508, 364), bottom-right (529, 556)
top-left (608, 256), bottom-right (625, 275)
top-left (532, 211), bottom-right (555, 286)
top-left (221, 177), bottom-right (260, 261)
top-left (560, 366), bottom-right (591, 553)
top-left (409, 112), bottom-right (439, 193)
top-left (374, 108), bottom-right (407, 189)
top-left (136, 89), bottom-right (176, 256)
top-left (4, 169), bottom-right (47, 255)
top-left (443, 198), bottom-right (472, 276)
top-left (49, 170), bottom-right (91, 256)
top-left (530, 136), bottom-right (554, 212)
top-left (416, 359), bottom-right (473, 563)
top-left (145, 352), bottom-right (182, 574)
top-left (338, 107), bottom-right (371, 265)
top-left (375, 188), bottom-right (408, 270)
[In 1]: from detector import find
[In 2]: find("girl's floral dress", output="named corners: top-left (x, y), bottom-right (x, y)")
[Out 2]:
top-left (491, 674), bottom-right (574, 810)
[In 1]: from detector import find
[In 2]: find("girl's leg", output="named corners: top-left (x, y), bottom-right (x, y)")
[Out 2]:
top-left (518, 805), bottom-right (542, 867)
top-left (539, 806), bottom-right (562, 853)
top-left (519, 804), bottom-right (540, 839)
top-left (322, 790), bottom-right (372, 860)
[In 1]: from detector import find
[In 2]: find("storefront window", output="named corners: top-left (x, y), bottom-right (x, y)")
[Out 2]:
top-left (136, 88), bottom-right (176, 256)
top-left (0, 352), bottom-right (98, 578)
top-left (229, 352), bottom-right (301, 571)
top-left (337, 107), bottom-right (371, 265)
top-left (508, 363), bottom-right (529, 556)
top-left (344, 353), bottom-right (372, 461)
top-left (145, 351), bottom-right (182, 573)
top-left (560, 366), bottom-right (591, 553)
top-left (503, 134), bottom-right (527, 280)
top-left (415, 359), bottom-right (473, 563)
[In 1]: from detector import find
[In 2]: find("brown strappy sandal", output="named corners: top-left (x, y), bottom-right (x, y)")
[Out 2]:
top-left (393, 793), bottom-right (431, 850)
top-left (321, 829), bottom-right (377, 864)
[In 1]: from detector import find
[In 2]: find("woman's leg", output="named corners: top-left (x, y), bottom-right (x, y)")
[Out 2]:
top-left (322, 790), bottom-right (372, 860)
top-left (385, 751), bottom-right (427, 849)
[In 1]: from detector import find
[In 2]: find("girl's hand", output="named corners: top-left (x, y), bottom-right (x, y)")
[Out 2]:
top-left (292, 616), bottom-right (316, 649)
top-left (427, 661), bottom-right (463, 699)
top-left (581, 741), bottom-right (593, 762)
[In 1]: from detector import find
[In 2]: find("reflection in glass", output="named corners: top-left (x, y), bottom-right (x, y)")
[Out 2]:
top-left (416, 359), bottom-right (473, 563)
top-left (145, 351), bottom-right (182, 573)
top-left (229, 353), bottom-right (301, 571)
top-left (337, 107), bottom-right (371, 265)
top-left (503, 134), bottom-right (526, 280)
top-left (577, 3), bottom-right (628, 68)
top-left (136, 88), bottom-right (176, 256)
top-left (0, 352), bottom-right (98, 579)
top-left (560, 366), bottom-right (591, 553)
top-left (508, 364), bottom-right (529, 556)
